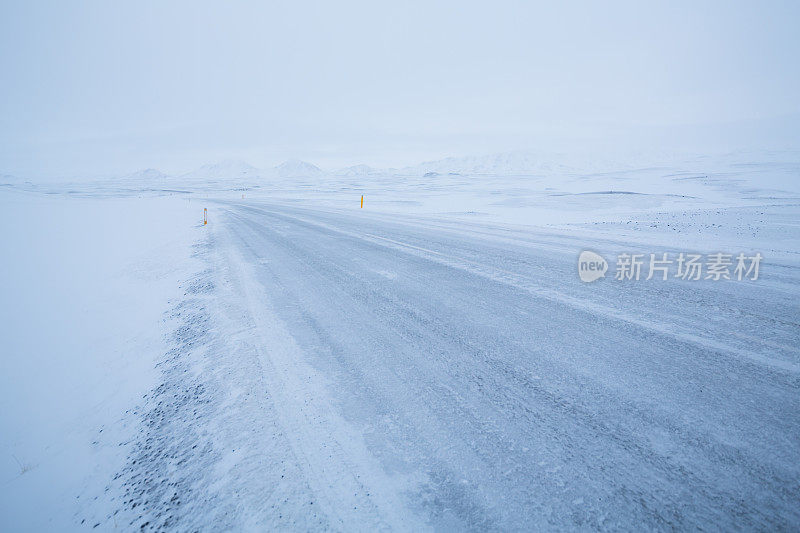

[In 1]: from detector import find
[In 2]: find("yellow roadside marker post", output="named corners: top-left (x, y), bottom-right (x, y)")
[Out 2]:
top-left (361, 195), bottom-right (364, 208)
top-left (204, 208), bottom-right (207, 225)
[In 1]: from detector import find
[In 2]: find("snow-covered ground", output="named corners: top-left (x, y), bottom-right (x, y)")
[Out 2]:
top-left (0, 192), bottom-right (199, 529)
top-left (1, 151), bottom-right (799, 529)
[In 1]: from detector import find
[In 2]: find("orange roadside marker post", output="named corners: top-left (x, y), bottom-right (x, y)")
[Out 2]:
top-left (361, 195), bottom-right (363, 208)
top-left (204, 208), bottom-right (207, 225)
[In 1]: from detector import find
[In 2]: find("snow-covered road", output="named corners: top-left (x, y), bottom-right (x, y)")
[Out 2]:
top-left (196, 200), bottom-right (800, 529)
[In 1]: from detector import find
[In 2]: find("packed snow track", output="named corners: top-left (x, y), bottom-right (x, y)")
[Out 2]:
top-left (184, 200), bottom-right (798, 530)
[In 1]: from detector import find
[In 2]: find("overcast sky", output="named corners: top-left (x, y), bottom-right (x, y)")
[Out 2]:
top-left (1, 0), bottom-right (799, 178)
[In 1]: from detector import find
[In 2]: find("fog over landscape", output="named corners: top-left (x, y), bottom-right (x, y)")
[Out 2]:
top-left (1, 1), bottom-right (799, 531)
top-left (2, 0), bottom-right (799, 178)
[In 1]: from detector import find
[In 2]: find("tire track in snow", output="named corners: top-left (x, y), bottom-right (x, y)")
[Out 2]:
top-left (216, 211), bottom-right (430, 531)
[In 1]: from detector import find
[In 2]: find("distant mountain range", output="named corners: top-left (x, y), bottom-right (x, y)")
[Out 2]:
top-left (401, 151), bottom-right (577, 176)
top-left (182, 159), bottom-right (261, 180)
top-left (333, 164), bottom-right (379, 177)
top-left (117, 151), bottom-right (598, 184)
top-left (123, 168), bottom-right (172, 181)
top-left (7, 149), bottom-right (799, 186)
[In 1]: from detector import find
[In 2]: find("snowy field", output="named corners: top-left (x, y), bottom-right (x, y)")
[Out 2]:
top-left (1, 151), bottom-right (799, 530)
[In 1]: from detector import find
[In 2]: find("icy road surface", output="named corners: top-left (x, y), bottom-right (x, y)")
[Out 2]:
top-left (111, 199), bottom-right (799, 530)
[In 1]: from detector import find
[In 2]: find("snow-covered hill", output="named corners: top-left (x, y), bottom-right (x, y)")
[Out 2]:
top-left (123, 168), bottom-right (171, 182)
top-left (274, 159), bottom-right (325, 178)
top-left (334, 164), bottom-right (379, 177)
top-left (184, 159), bottom-right (263, 180)
top-left (401, 151), bottom-right (578, 176)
